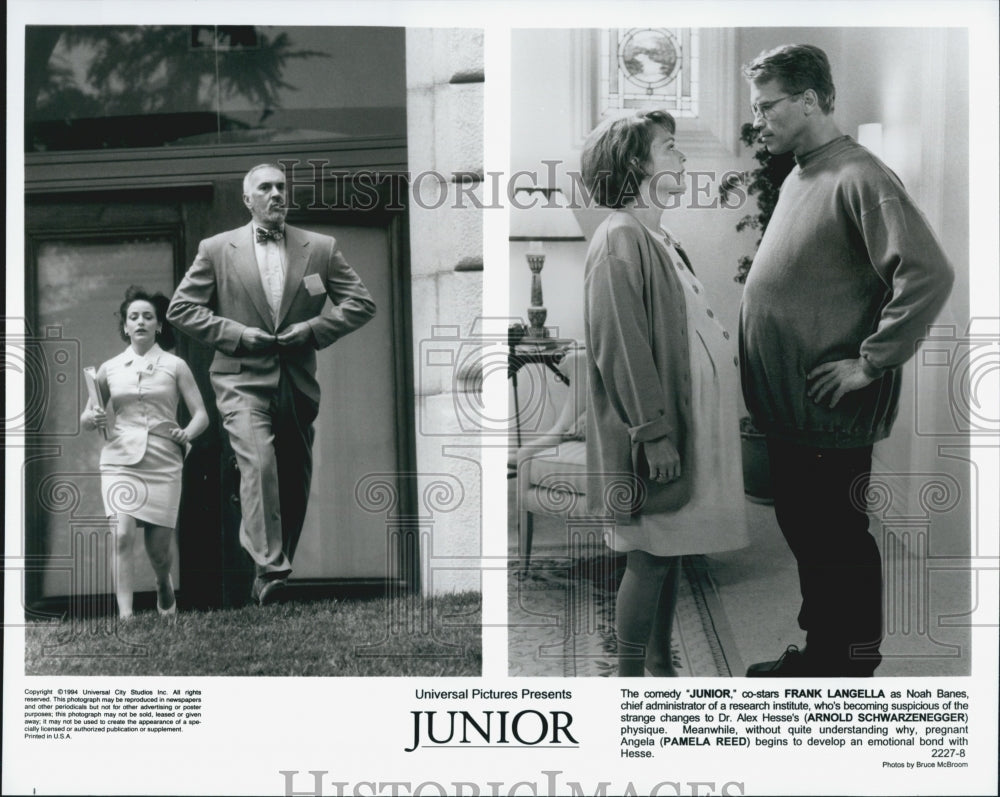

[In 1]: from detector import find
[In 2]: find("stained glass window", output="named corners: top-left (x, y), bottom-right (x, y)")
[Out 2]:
top-left (600, 28), bottom-right (699, 118)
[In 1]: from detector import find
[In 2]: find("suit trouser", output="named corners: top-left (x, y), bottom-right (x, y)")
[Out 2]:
top-left (766, 437), bottom-right (883, 676)
top-left (220, 366), bottom-right (318, 577)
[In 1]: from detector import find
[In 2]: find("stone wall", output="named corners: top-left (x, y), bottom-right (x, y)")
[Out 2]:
top-left (406, 29), bottom-right (484, 594)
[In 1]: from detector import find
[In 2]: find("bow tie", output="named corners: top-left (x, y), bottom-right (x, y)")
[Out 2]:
top-left (256, 227), bottom-right (284, 243)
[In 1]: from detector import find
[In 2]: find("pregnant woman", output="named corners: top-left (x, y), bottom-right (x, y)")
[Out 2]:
top-left (582, 109), bottom-right (749, 676)
top-left (82, 286), bottom-right (208, 621)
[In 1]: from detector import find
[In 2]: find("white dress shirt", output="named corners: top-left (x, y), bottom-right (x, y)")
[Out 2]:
top-left (253, 228), bottom-right (286, 321)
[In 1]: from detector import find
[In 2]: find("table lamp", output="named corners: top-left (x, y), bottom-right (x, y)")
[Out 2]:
top-left (509, 187), bottom-right (585, 340)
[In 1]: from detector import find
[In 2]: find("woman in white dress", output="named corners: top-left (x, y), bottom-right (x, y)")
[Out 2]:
top-left (81, 286), bottom-right (208, 620)
top-left (582, 110), bottom-right (749, 676)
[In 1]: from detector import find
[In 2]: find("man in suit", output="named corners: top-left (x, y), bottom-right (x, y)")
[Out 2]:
top-left (167, 163), bottom-right (376, 605)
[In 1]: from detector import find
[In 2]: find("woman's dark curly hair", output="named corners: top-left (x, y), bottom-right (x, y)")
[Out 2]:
top-left (117, 285), bottom-right (175, 350)
top-left (581, 109), bottom-right (676, 209)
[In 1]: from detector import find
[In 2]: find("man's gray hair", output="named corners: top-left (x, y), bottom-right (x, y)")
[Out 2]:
top-left (243, 163), bottom-right (286, 195)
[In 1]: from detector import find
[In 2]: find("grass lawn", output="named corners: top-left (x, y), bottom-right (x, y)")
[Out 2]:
top-left (24, 592), bottom-right (481, 677)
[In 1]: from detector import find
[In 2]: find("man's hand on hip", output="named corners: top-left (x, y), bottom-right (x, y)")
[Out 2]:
top-left (277, 322), bottom-right (312, 347)
top-left (240, 327), bottom-right (277, 351)
top-left (807, 357), bottom-right (876, 409)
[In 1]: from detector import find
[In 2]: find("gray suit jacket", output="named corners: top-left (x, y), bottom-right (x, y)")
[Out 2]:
top-left (167, 222), bottom-right (376, 410)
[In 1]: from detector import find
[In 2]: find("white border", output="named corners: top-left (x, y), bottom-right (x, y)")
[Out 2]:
top-left (6, 2), bottom-right (998, 796)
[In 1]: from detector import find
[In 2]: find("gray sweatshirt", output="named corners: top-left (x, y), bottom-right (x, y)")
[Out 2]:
top-left (739, 136), bottom-right (954, 447)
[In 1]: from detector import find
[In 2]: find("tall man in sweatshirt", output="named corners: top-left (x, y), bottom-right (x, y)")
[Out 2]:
top-left (739, 45), bottom-right (954, 676)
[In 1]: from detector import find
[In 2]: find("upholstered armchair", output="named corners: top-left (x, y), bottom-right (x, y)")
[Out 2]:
top-left (513, 349), bottom-right (589, 566)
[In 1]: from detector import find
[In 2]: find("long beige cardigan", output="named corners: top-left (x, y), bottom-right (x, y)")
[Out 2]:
top-left (584, 211), bottom-right (694, 521)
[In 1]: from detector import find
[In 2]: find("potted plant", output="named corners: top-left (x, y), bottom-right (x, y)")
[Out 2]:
top-left (722, 124), bottom-right (796, 503)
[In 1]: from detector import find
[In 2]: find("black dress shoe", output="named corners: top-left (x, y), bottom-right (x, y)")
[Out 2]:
top-left (257, 578), bottom-right (288, 607)
top-left (251, 577), bottom-right (275, 605)
top-left (746, 645), bottom-right (812, 677)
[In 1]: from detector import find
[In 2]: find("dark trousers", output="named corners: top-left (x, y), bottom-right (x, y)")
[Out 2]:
top-left (767, 437), bottom-right (883, 676)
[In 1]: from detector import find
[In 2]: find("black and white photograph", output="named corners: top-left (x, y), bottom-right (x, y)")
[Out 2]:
top-left (4, 2), bottom-right (998, 797)
top-left (15, 22), bottom-right (484, 677)
top-left (507, 26), bottom-right (976, 680)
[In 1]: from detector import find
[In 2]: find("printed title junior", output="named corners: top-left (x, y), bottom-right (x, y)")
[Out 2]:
top-left (414, 689), bottom-right (573, 701)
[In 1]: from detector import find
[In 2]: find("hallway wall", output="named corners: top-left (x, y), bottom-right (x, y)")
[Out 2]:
top-left (510, 29), bottom-right (751, 347)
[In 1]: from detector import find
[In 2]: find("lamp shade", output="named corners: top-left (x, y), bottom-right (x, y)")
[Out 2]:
top-left (509, 187), bottom-right (585, 242)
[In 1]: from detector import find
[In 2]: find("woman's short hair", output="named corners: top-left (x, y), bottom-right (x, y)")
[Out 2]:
top-left (581, 109), bottom-right (676, 209)
top-left (117, 285), bottom-right (175, 349)
top-left (742, 44), bottom-right (836, 114)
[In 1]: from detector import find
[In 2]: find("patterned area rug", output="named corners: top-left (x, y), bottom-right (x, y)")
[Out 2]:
top-left (508, 551), bottom-right (741, 677)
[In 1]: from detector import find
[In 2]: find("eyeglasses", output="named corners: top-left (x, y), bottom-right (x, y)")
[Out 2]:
top-left (750, 92), bottom-right (803, 120)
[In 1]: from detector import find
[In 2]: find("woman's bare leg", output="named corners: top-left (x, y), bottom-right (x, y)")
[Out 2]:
top-left (143, 525), bottom-right (176, 613)
top-left (644, 557), bottom-right (681, 676)
top-left (113, 514), bottom-right (138, 619)
top-left (615, 551), bottom-right (678, 677)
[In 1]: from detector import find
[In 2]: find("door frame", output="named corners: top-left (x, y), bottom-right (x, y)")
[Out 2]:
top-left (263, 176), bottom-right (419, 599)
top-left (22, 198), bottom-right (191, 615)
